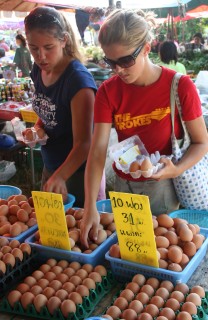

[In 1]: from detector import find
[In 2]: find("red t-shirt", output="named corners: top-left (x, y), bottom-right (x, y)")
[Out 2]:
top-left (94, 67), bottom-right (202, 181)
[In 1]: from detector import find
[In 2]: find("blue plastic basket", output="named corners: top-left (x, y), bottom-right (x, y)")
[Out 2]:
top-left (64, 193), bottom-right (76, 210)
top-left (169, 209), bottom-right (208, 230)
top-left (96, 199), bottom-right (112, 213)
top-left (0, 185), bottom-right (22, 199)
top-left (105, 228), bottom-right (208, 284)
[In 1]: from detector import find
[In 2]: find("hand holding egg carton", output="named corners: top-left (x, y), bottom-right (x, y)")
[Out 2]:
top-left (109, 135), bottom-right (171, 179)
top-left (11, 117), bottom-right (48, 148)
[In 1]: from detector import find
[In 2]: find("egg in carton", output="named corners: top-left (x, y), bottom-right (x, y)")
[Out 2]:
top-left (128, 152), bottom-right (171, 179)
top-left (22, 127), bottom-right (48, 148)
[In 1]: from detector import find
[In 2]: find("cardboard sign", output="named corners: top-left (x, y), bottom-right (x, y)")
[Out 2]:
top-left (109, 191), bottom-right (158, 267)
top-left (32, 191), bottom-right (71, 250)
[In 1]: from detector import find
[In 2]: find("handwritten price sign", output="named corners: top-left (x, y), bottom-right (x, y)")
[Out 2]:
top-left (109, 191), bottom-right (158, 267)
top-left (32, 191), bottom-right (71, 250)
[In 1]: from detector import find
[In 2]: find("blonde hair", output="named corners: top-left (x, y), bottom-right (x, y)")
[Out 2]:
top-left (99, 9), bottom-right (156, 49)
top-left (24, 6), bottom-right (83, 62)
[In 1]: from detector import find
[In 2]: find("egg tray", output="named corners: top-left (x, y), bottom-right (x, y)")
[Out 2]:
top-left (169, 209), bottom-right (208, 230)
top-left (25, 231), bottom-right (118, 267)
top-left (0, 248), bottom-right (38, 298)
top-left (103, 288), bottom-right (208, 320)
top-left (0, 271), bottom-right (116, 320)
top-left (0, 224), bottom-right (38, 242)
top-left (105, 228), bottom-right (208, 284)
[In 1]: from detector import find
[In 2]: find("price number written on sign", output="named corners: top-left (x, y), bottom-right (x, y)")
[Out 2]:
top-left (32, 191), bottom-right (71, 250)
top-left (109, 191), bottom-right (158, 267)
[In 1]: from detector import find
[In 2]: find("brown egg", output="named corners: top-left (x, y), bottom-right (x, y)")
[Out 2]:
top-left (137, 313), bottom-right (153, 320)
top-left (46, 258), bottom-right (57, 267)
top-left (66, 214), bottom-right (76, 229)
top-left (7, 290), bottom-right (22, 307)
top-left (49, 279), bottom-right (62, 291)
top-left (20, 292), bottom-right (35, 310)
top-left (106, 305), bottom-right (122, 319)
top-left (192, 234), bottom-right (204, 249)
top-left (170, 290), bottom-right (185, 303)
top-left (159, 259), bottom-right (168, 269)
top-left (33, 294), bottom-right (47, 313)
top-left (159, 307), bottom-right (175, 320)
top-left (190, 285), bottom-right (205, 298)
top-left (94, 265), bottom-right (107, 277)
top-left (122, 308), bottom-right (138, 320)
top-left (61, 299), bottom-right (76, 318)
top-left (144, 304), bottom-right (159, 317)
top-left (0, 260), bottom-right (6, 274)
top-left (51, 265), bottom-right (63, 275)
top-left (69, 275), bottom-right (82, 286)
top-left (68, 292), bottom-right (83, 304)
top-left (155, 287), bottom-right (170, 300)
top-left (9, 239), bottom-right (20, 249)
top-left (39, 264), bottom-right (51, 274)
top-left (57, 259), bottom-right (68, 269)
top-left (183, 242), bottom-right (196, 257)
top-left (160, 280), bottom-right (174, 292)
top-left (82, 277), bottom-right (96, 290)
top-left (165, 298), bottom-right (180, 311)
top-left (168, 263), bottom-right (183, 272)
top-left (11, 248), bottom-right (23, 261)
top-left (129, 161), bottom-right (140, 172)
top-left (157, 214), bottom-right (174, 228)
top-left (19, 243), bottom-right (31, 255)
top-left (174, 283), bottom-right (189, 295)
top-left (94, 229), bottom-right (107, 245)
top-left (132, 273), bottom-right (146, 286)
top-left (180, 253), bottom-right (190, 268)
top-left (181, 301), bottom-right (197, 314)
top-left (155, 236), bottom-right (170, 248)
top-left (42, 287), bottom-right (55, 299)
top-left (157, 248), bottom-right (168, 260)
top-left (164, 231), bottom-right (178, 245)
top-left (150, 295), bottom-right (164, 308)
top-left (37, 279), bottom-right (49, 289)
top-left (179, 228), bottom-right (193, 242)
top-left (81, 263), bottom-right (94, 274)
top-left (140, 284), bottom-right (155, 297)
top-left (47, 296), bottom-right (61, 315)
top-left (3, 253), bottom-right (16, 267)
top-left (176, 311), bottom-right (192, 320)
top-left (76, 284), bottom-right (90, 297)
top-left (125, 281), bottom-right (140, 294)
top-left (129, 299), bottom-right (144, 313)
top-left (135, 292), bottom-right (149, 305)
top-left (168, 246), bottom-right (183, 264)
top-left (55, 289), bottom-right (68, 301)
top-left (76, 269), bottom-right (88, 280)
top-left (44, 271), bottom-right (56, 282)
top-left (16, 283), bottom-right (30, 294)
top-left (186, 292), bottom-right (201, 306)
top-left (88, 271), bottom-right (102, 283)
top-left (62, 282), bottom-right (75, 293)
top-left (24, 276), bottom-right (36, 287)
top-left (109, 244), bottom-right (121, 258)
top-left (113, 296), bottom-right (128, 311)
top-left (119, 288), bottom-right (134, 302)
top-left (32, 270), bottom-right (44, 280)
top-left (63, 267), bottom-right (75, 277)
top-left (30, 285), bottom-right (43, 296)
top-left (146, 277), bottom-right (160, 290)
top-left (141, 158), bottom-right (153, 171)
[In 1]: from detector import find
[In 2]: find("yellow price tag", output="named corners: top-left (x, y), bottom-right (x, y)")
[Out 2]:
top-left (109, 191), bottom-right (158, 267)
top-left (32, 191), bottom-right (71, 250)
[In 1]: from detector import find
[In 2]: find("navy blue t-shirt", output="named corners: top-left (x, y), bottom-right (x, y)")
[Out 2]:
top-left (31, 60), bottom-right (97, 172)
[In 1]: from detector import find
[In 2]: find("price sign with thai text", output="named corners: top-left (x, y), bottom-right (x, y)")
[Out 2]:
top-left (32, 191), bottom-right (71, 250)
top-left (109, 191), bottom-right (158, 267)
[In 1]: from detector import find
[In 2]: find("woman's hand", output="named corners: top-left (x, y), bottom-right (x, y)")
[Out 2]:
top-left (80, 207), bottom-right (100, 248)
top-left (43, 173), bottom-right (68, 200)
top-left (151, 157), bottom-right (180, 180)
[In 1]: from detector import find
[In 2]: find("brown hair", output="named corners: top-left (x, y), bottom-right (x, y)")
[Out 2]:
top-left (24, 6), bottom-right (83, 62)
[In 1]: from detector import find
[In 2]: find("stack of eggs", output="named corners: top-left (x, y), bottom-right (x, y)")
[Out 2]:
top-left (109, 213), bottom-right (205, 271)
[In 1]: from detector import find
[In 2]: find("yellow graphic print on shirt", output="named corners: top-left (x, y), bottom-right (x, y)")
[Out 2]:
top-left (114, 107), bottom-right (170, 130)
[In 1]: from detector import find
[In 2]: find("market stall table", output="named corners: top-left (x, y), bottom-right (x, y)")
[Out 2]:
top-left (0, 248), bottom-right (207, 320)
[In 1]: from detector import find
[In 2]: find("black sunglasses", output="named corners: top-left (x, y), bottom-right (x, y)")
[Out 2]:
top-left (103, 45), bottom-right (143, 69)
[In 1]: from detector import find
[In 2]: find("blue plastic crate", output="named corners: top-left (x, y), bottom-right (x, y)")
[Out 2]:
top-left (96, 199), bottom-right (112, 213)
top-left (0, 185), bottom-right (22, 199)
top-left (64, 193), bottom-right (76, 210)
top-left (105, 228), bottom-right (208, 284)
top-left (169, 209), bottom-right (208, 229)
top-left (25, 231), bottom-right (117, 266)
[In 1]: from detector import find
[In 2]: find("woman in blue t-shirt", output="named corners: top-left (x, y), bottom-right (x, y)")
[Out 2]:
top-left (24, 6), bottom-right (104, 206)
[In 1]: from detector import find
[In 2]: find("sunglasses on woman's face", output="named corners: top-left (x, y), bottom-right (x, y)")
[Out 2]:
top-left (103, 45), bottom-right (143, 69)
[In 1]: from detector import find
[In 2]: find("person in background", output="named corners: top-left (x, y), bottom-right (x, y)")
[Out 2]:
top-left (187, 32), bottom-right (204, 51)
top-left (158, 41), bottom-right (186, 75)
top-left (13, 34), bottom-right (33, 77)
top-left (0, 37), bottom-right (9, 52)
top-left (24, 6), bottom-right (106, 207)
top-left (80, 9), bottom-right (208, 247)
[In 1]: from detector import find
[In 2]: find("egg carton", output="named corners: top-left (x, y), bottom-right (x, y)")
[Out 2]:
top-left (117, 153), bottom-right (172, 179)
top-left (0, 263), bottom-right (115, 320)
top-left (11, 117), bottom-right (48, 148)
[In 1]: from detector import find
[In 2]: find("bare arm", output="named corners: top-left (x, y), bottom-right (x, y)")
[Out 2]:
top-left (152, 116), bottom-right (208, 180)
top-left (43, 88), bottom-right (94, 195)
top-left (80, 123), bottom-right (112, 247)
